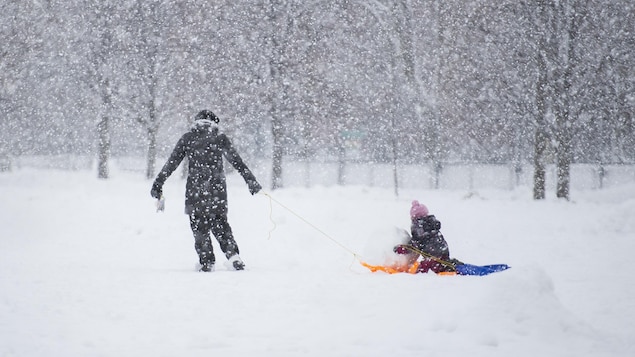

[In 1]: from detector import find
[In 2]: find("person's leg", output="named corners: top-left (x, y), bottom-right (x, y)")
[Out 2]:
top-left (209, 213), bottom-right (239, 258)
top-left (416, 259), bottom-right (435, 273)
top-left (210, 213), bottom-right (244, 270)
top-left (422, 255), bottom-right (456, 274)
top-left (189, 207), bottom-right (215, 270)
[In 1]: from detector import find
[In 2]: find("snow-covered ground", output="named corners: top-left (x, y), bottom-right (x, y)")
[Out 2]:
top-left (1, 167), bottom-right (633, 357)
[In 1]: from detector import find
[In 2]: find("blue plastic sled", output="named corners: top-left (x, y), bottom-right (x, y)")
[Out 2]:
top-left (454, 263), bottom-right (510, 276)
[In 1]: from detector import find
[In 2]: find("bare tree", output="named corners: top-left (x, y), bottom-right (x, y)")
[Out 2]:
top-left (521, 0), bottom-right (582, 199)
top-left (533, 51), bottom-right (549, 199)
top-left (96, 78), bottom-right (112, 179)
top-left (553, 0), bottom-right (588, 199)
top-left (3, 0), bottom-right (633, 190)
top-left (0, 2), bottom-right (31, 156)
top-left (265, 0), bottom-right (297, 190)
top-left (127, 0), bottom-right (170, 179)
top-left (532, 0), bottom-right (553, 199)
top-left (89, 2), bottom-right (118, 179)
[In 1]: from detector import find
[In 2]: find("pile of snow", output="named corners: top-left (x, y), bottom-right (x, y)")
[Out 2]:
top-left (1, 167), bottom-right (633, 356)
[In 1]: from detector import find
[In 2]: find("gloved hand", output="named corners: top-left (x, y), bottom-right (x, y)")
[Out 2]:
top-left (150, 181), bottom-right (163, 199)
top-left (393, 245), bottom-right (408, 254)
top-left (247, 180), bottom-right (262, 195)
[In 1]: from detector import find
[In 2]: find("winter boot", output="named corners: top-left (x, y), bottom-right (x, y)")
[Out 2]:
top-left (226, 254), bottom-right (245, 271)
top-left (199, 261), bottom-right (215, 272)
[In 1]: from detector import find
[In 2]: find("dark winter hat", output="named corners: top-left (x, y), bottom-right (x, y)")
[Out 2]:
top-left (195, 109), bottom-right (220, 124)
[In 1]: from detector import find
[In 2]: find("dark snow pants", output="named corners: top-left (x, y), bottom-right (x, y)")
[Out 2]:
top-left (188, 205), bottom-right (239, 265)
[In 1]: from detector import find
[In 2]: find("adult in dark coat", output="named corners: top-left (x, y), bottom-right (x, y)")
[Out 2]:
top-left (150, 109), bottom-right (262, 272)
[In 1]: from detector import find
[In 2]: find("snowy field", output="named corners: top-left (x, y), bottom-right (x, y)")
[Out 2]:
top-left (1, 167), bottom-right (634, 357)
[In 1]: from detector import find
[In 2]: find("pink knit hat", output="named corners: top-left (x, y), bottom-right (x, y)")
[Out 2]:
top-left (410, 200), bottom-right (429, 219)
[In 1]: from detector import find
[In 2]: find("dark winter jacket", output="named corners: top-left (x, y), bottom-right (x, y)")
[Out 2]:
top-left (409, 215), bottom-right (450, 259)
top-left (154, 122), bottom-right (260, 215)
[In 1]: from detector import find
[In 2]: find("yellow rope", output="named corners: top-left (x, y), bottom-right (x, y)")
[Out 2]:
top-left (258, 192), bottom-right (451, 275)
top-left (265, 191), bottom-right (277, 240)
top-left (261, 191), bottom-right (362, 260)
top-left (398, 245), bottom-right (457, 269)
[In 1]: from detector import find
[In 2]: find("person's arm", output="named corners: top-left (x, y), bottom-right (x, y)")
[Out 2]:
top-left (221, 134), bottom-right (262, 195)
top-left (150, 136), bottom-right (187, 198)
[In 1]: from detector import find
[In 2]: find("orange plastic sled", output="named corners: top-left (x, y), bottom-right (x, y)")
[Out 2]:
top-left (360, 261), bottom-right (420, 274)
top-left (360, 261), bottom-right (458, 276)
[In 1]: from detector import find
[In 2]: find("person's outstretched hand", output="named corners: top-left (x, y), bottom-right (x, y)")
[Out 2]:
top-left (247, 180), bottom-right (262, 195)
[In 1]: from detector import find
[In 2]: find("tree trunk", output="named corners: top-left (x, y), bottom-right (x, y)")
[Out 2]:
top-left (391, 116), bottom-right (399, 196)
top-left (555, 119), bottom-right (572, 200)
top-left (144, 95), bottom-right (159, 180)
top-left (146, 128), bottom-right (157, 180)
top-left (266, 0), bottom-right (289, 191)
top-left (533, 128), bottom-right (547, 200)
top-left (97, 115), bottom-right (110, 179)
top-left (556, 0), bottom-right (583, 201)
top-left (337, 136), bottom-right (346, 186)
top-left (432, 161), bottom-right (442, 190)
top-left (97, 78), bottom-right (112, 179)
top-left (533, 25), bottom-right (549, 200)
top-left (430, 0), bottom-right (445, 190)
top-left (271, 115), bottom-right (283, 190)
top-left (556, 142), bottom-right (571, 199)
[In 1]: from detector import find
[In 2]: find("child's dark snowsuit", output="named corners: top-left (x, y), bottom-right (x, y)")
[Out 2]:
top-left (394, 200), bottom-right (458, 273)
top-left (409, 215), bottom-right (454, 273)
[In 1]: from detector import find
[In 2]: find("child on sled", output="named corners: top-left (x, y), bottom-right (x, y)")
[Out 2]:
top-left (393, 200), bottom-right (463, 274)
top-left (362, 200), bottom-right (508, 275)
